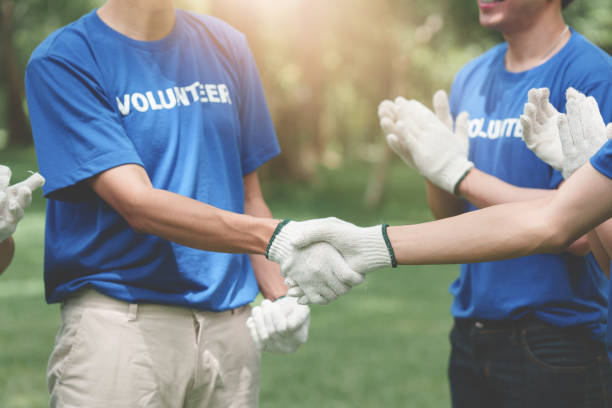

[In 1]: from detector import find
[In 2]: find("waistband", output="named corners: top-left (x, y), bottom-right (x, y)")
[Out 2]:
top-left (62, 288), bottom-right (247, 321)
top-left (454, 316), bottom-right (558, 332)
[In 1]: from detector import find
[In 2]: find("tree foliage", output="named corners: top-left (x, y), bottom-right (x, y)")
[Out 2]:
top-left (0, 0), bottom-right (610, 176)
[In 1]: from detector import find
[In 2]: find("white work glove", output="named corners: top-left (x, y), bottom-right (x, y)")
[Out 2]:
top-left (378, 99), bottom-right (415, 168)
top-left (267, 221), bottom-right (366, 304)
top-left (0, 167), bottom-right (45, 242)
top-left (520, 88), bottom-right (564, 170)
top-left (246, 297), bottom-right (310, 353)
top-left (267, 218), bottom-right (396, 304)
top-left (390, 97), bottom-right (473, 194)
top-left (558, 88), bottom-right (612, 179)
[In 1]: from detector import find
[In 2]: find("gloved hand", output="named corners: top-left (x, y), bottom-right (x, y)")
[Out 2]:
top-left (378, 99), bottom-right (415, 168)
top-left (267, 223), bottom-right (365, 304)
top-left (246, 297), bottom-right (310, 353)
top-left (432, 89), bottom-right (471, 164)
top-left (0, 167), bottom-right (45, 242)
top-left (267, 218), bottom-right (396, 303)
top-left (390, 98), bottom-right (473, 193)
top-left (520, 88), bottom-right (564, 170)
top-left (558, 88), bottom-right (612, 179)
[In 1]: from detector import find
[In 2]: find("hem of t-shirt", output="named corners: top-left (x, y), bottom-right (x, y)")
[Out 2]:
top-left (47, 280), bottom-right (258, 312)
top-left (241, 144), bottom-right (281, 175)
top-left (43, 150), bottom-right (144, 198)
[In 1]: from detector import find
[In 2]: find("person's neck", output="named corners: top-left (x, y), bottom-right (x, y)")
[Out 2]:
top-left (97, 0), bottom-right (176, 41)
top-left (503, 13), bottom-right (569, 73)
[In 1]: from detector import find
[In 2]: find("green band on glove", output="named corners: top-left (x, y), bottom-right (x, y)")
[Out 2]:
top-left (266, 219), bottom-right (291, 259)
top-left (453, 167), bottom-right (472, 196)
top-left (381, 224), bottom-right (397, 268)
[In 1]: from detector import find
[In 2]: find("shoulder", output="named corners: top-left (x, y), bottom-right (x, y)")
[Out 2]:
top-left (27, 10), bottom-right (99, 73)
top-left (453, 43), bottom-right (506, 86)
top-left (557, 31), bottom-right (612, 84)
top-left (177, 10), bottom-right (249, 51)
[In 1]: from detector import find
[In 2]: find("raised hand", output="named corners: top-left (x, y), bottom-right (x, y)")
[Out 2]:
top-left (0, 167), bottom-right (45, 242)
top-left (378, 99), bottom-right (416, 168)
top-left (559, 88), bottom-right (612, 179)
top-left (389, 97), bottom-right (473, 194)
top-left (246, 297), bottom-right (310, 353)
top-left (520, 88), bottom-right (564, 170)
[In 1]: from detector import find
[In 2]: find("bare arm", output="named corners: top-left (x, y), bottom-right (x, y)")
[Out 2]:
top-left (89, 164), bottom-right (279, 255)
top-left (456, 168), bottom-right (590, 255)
top-left (425, 180), bottom-right (465, 219)
top-left (591, 220), bottom-right (612, 277)
top-left (0, 237), bottom-right (14, 275)
top-left (389, 163), bottom-right (612, 265)
top-left (243, 171), bottom-right (288, 301)
top-left (458, 168), bottom-right (553, 207)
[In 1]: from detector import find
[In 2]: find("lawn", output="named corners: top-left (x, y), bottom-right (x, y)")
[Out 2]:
top-left (0, 148), bottom-right (458, 407)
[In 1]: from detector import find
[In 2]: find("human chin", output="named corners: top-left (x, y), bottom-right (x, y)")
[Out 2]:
top-left (478, 0), bottom-right (506, 28)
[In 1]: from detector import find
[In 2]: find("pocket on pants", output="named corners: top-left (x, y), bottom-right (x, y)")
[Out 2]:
top-left (47, 306), bottom-right (86, 393)
top-left (520, 326), bottom-right (590, 373)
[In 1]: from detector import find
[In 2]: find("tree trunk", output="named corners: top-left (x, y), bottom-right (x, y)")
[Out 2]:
top-left (0, 0), bottom-right (32, 147)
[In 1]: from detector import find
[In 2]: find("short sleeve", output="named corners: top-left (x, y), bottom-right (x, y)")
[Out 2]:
top-left (235, 37), bottom-right (280, 175)
top-left (25, 54), bottom-right (143, 201)
top-left (582, 81), bottom-right (612, 123)
top-left (591, 140), bottom-right (612, 180)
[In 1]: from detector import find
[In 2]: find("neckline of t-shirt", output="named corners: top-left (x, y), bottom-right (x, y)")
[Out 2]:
top-left (497, 27), bottom-right (577, 79)
top-left (89, 8), bottom-right (184, 51)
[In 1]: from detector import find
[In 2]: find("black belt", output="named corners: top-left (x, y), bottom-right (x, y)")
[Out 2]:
top-left (454, 316), bottom-right (549, 332)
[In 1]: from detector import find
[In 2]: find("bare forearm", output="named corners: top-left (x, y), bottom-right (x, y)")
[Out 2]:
top-left (425, 181), bottom-right (465, 219)
top-left (588, 231), bottom-right (610, 277)
top-left (132, 188), bottom-right (278, 254)
top-left (90, 165), bottom-right (279, 255)
top-left (388, 199), bottom-right (559, 265)
top-left (0, 237), bottom-right (14, 275)
top-left (457, 168), bottom-right (591, 256)
top-left (388, 165), bottom-right (612, 266)
top-left (457, 168), bottom-right (553, 208)
top-left (243, 172), bottom-right (287, 300)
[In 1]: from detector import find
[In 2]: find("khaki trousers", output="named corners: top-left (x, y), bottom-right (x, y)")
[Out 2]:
top-left (48, 289), bottom-right (260, 408)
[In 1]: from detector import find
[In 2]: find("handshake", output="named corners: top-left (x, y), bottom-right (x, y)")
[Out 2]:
top-left (266, 218), bottom-right (397, 305)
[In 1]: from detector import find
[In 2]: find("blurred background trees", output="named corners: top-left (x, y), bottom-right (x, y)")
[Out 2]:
top-left (1, 0), bottom-right (610, 176)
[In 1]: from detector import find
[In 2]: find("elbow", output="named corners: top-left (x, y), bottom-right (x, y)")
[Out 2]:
top-left (535, 218), bottom-right (574, 254)
top-left (114, 194), bottom-right (152, 234)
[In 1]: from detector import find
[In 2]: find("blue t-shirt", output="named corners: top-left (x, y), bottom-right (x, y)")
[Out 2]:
top-left (25, 9), bottom-right (280, 311)
top-left (449, 30), bottom-right (612, 337)
top-left (590, 141), bottom-right (612, 356)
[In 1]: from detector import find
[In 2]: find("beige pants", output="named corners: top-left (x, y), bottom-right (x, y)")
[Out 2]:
top-left (48, 289), bottom-right (260, 408)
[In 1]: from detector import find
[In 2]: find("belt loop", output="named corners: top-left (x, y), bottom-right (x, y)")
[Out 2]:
top-left (127, 303), bottom-right (138, 322)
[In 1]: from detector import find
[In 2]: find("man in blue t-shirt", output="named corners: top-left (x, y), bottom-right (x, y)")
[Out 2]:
top-left (376, 0), bottom-right (612, 406)
top-left (24, 1), bottom-right (366, 406)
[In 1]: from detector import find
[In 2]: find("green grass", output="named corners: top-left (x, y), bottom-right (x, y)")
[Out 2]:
top-left (0, 148), bottom-right (458, 407)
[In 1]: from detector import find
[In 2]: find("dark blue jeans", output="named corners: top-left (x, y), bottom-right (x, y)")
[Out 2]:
top-left (449, 318), bottom-right (612, 408)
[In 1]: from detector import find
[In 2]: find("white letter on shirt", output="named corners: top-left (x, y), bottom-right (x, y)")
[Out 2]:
top-left (218, 84), bottom-right (232, 104)
top-left (185, 82), bottom-right (201, 102)
top-left (174, 87), bottom-right (191, 106)
top-left (116, 94), bottom-right (131, 116)
top-left (158, 89), bottom-right (177, 110)
top-left (146, 91), bottom-right (163, 111)
top-left (206, 84), bottom-right (221, 103)
top-left (131, 93), bottom-right (150, 112)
